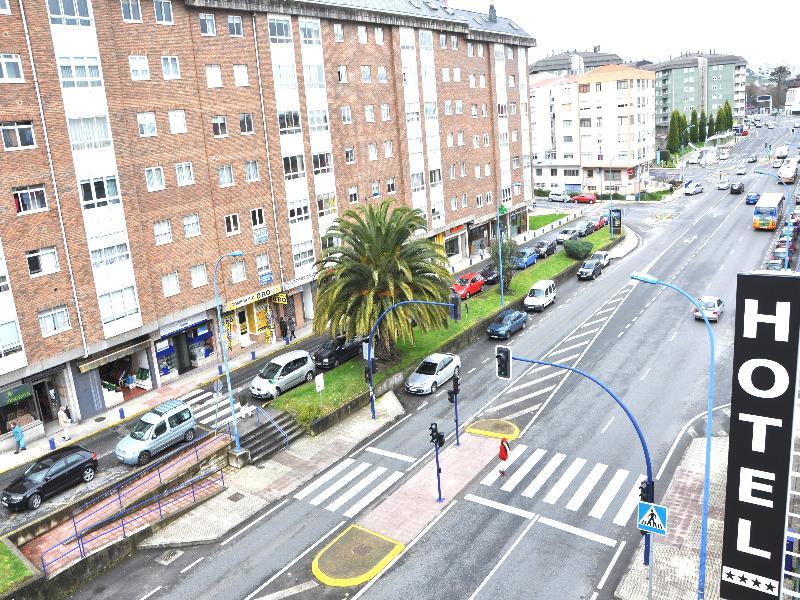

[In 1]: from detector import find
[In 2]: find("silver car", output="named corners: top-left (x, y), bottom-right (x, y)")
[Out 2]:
top-left (115, 399), bottom-right (196, 466)
top-left (250, 349), bottom-right (314, 400)
top-left (404, 353), bottom-right (461, 395)
top-left (556, 228), bottom-right (580, 243)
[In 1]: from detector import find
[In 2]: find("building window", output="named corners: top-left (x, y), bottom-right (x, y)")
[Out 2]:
top-left (442, 68), bottom-right (450, 83)
top-left (439, 33), bottom-right (446, 49)
top-left (211, 115), bottom-right (228, 137)
top-left (511, 129), bottom-right (518, 143)
top-left (273, 64), bottom-right (297, 88)
top-left (358, 25), bottom-right (367, 43)
top-left (225, 213), bottom-right (240, 235)
top-left (447, 132), bottom-right (453, 147)
top-left (361, 65), bottom-right (371, 83)
top-left (278, 110), bottom-right (301, 135)
top-left (455, 100), bottom-right (463, 114)
top-left (450, 196), bottom-right (457, 211)
top-left (288, 196), bottom-right (310, 223)
top-left (377, 65), bottom-right (388, 83)
top-left (171, 161), bottom-right (194, 187)
top-left (486, 191), bottom-right (492, 204)
top-left (160, 55), bottom-right (180, 79)
top-left (308, 109), bottom-right (328, 132)
top-left (474, 165), bottom-right (481, 178)
top-left (452, 68), bottom-right (461, 82)
top-left (512, 156), bottom-right (520, 169)
top-left (381, 104), bottom-right (390, 121)
top-left (99, 287), bottom-right (139, 324)
top-left (368, 180), bottom-right (378, 197)
top-left (477, 43), bottom-right (484, 58)
top-left (334, 23), bottom-right (344, 42)
top-left (424, 101), bottom-right (437, 119)
top-left (199, 13), bottom-right (215, 35)
top-left (231, 259), bottom-right (246, 283)
top-left (348, 186), bottom-right (358, 203)
top-left (145, 166), bottom-right (165, 191)
top-left (1, 121), bottom-right (34, 150)
top-left (283, 155), bottom-right (305, 180)
top-left (39, 306), bottom-right (70, 337)
top-left (239, 113), bottom-right (254, 134)
top-left (617, 79), bottom-right (628, 90)
top-left (161, 272), bottom-right (180, 297)
top-left (245, 160), bottom-right (260, 182)
top-left (228, 15), bottom-right (242, 36)
top-left (476, 194), bottom-right (483, 208)
top-left (48, 0), bottom-right (91, 25)
top-left (14, 185), bottom-right (47, 214)
top-left (460, 162), bottom-right (466, 177)
top-left (304, 64), bottom-right (325, 88)
top-left (67, 116), bottom-right (110, 151)
top-left (341, 106), bottom-right (352, 124)
top-left (136, 112), bottom-right (157, 137)
top-left (299, 20), bottom-right (321, 45)
top-left (268, 17), bottom-right (291, 43)
top-left (90, 243), bottom-right (130, 268)
top-left (485, 163), bottom-right (491, 176)
top-left (451, 35), bottom-right (457, 49)
top-left (79, 176), bottom-right (119, 209)
top-left (406, 102), bottom-right (420, 121)
top-left (364, 104), bottom-right (375, 122)
top-left (292, 240), bottom-right (314, 268)
top-left (128, 55), bottom-right (150, 80)
top-left (374, 26), bottom-right (384, 44)
top-left (120, 0), bottom-right (141, 21)
top-left (467, 42), bottom-right (473, 56)
top-left (218, 164), bottom-right (234, 187)
top-left (153, 219), bottom-right (172, 245)
top-left (387, 178), bottom-right (396, 194)
top-left (337, 65), bottom-right (348, 83)
top-left (182, 213), bottom-right (200, 237)
top-left (250, 206), bottom-right (265, 233)
top-left (429, 168), bottom-right (441, 187)
top-left (457, 131), bottom-right (464, 146)
top-left (508, 75), bottom-right (515, 88)
top-left (317, 192), bottom-right (336, 217)
top-left (411, 172), bottom-right (425, 192)
top-left (367, 143), bottom-right (377, 161)
top-left (168, 109), bottom-right (186, 134)
top-left (312, 152), bottom-right (333, 174)
top-left (472, 134), bottom-right (479, 149)
top-left (206, 64), bottom-right (222, 88)
top-left (345, 146), bottom-right (355, 164)
top-left (233, 64), bottom-right (249, 87)
top-left (191, 263), bottom-right (207, 287)
top-left (256, 253), bottom-right (271, 280)
top-left (57, 56), bottom-right (101, 88)
top-left (383, 140), bottom-right (393, 158)
top-left (154, 0), bottom-right (171, 23)
top-left (26, 246), bottom-right (59, 277)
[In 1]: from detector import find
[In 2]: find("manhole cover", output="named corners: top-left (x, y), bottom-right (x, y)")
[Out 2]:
top-left (352, 543), bottom-right (372, 557)
top-left (154, 549), bottom-right (184, 566)
top-left (94, 416), bottom-right (106, 422)
top-left (228, 492), bottom-right (245, 503)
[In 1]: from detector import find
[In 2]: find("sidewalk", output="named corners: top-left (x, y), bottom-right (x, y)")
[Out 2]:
top-left (0, 325), bottom-right (319, 475)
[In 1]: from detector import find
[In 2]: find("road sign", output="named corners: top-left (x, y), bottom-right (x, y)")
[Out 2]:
top-left (258, 271), bottom-right (273, 286)
top-left (499, 204), bottom-right (507, 215)
top-left (637, 501), bottom-right (668, 536)
top-left (315, 373), bottom-right (324, 393)
top-left (272, 293), bottom-right (288, 304)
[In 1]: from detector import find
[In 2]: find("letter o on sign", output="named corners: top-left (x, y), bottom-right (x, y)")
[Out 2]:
top-left (737, 358), bottom-right (790, 399)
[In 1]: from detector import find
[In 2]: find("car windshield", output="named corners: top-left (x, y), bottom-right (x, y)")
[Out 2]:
top-left (415, 361), bottom-right (438, 375)
top-left (259, 362), bottom-right (282, 380)
top-left (582, 261), bottom-right (596, 269)
top-left (591, 254), bottom-right (603, 260)
top-left (456, 277), bottom-right (470, 286)
top-left (530, 288), bottom-right (545, 297)
top-left (24, 458), bottom-right (54, 483)
top-left (130, 417), bottom-right (155, 441)
top-left (501, 314), bottom-right (516, 324)
top-left (560, 229), bottom-right (570, 235)
top-left (321, 339), bottom-right (343, 351)
top-left (535, 243), bottom-right (546, 250)
top-left (700, 300), bottom-right (717, 309)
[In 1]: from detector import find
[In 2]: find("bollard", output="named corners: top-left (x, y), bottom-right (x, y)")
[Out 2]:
top-left (469, 257), bottom-right (472, 266)
top-left (48, 437), bottom-right (56, 451)
top-left (451, 265), bottom-right (455, 273)
top-left (251, 350), bottom-right (256, 361)
top-left (118, 407), bottom-right (125, 420)
top-left (218, 364), bottom-right (223, 376)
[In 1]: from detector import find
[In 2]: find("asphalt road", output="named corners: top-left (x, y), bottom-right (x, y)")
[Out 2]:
top-left (64, 119), bottom-right (800, 600)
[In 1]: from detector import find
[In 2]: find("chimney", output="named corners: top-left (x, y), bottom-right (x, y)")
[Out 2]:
top-left (488, 3), bottom-right (497, 22)
top-left (593, 45), bottom-right (600, 53)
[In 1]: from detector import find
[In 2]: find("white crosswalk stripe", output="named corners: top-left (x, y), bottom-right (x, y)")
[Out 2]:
top-left (566, 463), bottom-right (607, 512)
top-left (179, 388), bottom-right (247, 429)
top-left (588, 469), bottom-right (629, 519)
top-left (542, 458), bottom-right (587, 505)
top-left (613, 475), bottom-right (647, 526)
top-left (481, 444), bottom-right (528, 487)
top-left (501, 448), bottom-right (546, 492)
top-left (521, 453), bottom-right (566, 498)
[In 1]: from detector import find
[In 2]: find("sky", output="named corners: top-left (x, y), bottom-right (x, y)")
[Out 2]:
top-left (449, 0), bottom-right (795, 70)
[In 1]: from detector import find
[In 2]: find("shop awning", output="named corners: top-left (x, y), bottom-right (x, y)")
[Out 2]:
top-left (77, 339), bottom-right (152, 374)
top-left (21, 364), bottom-right (65, 384)
top-left (0, 384), bottom-right (32, 408)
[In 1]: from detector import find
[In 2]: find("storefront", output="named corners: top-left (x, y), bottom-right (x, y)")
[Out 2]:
top-left (508, 207), bottom-right (527, 238)
top-left (221, 284), bottom-right (282, 356)
top-left (154, 312), bottom-right (215, 383)
top-left (468, 222), bottom-right (490, 257)
top-left (0, 383), bottom-right (40, 442)
top-left (443, 225), bottom-right (468, 261)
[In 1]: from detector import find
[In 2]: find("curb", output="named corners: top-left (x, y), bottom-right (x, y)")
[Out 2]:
top-left (466, 419), bottom-right (520, 440)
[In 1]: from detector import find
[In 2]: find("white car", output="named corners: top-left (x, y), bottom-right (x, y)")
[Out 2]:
top-left (404, 353), bottom-right (461, 395)
top-left (736, 166), bottom-right (747, 175)
top-left (767, 123), bottom-right (775, 129)
top-left (717, 178), bottom-right (730, 190)
top-left (773, 159), bottom-right (784, 168)
top-left (684, 182), bottom-right (704, 195)
top-left (249, 350), bottom-right (315, 400)
top-left (692, 296), bottom-right (724, 322)
top-left (591, 251), bottom-right (610, 268)
top-left (548, 191), bottom-right (570, 202)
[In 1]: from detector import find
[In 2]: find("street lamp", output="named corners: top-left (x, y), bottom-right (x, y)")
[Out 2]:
top-left (213, 250), bottom-right (245, 453)
top-left (754, 169), bottom-right (794, 270)
top-left (630, 272), bottom-right (715, 600)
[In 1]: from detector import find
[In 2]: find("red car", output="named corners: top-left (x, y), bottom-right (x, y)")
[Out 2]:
top-left (591, 214), bottom-right (608, 229)
top-left (572, 193), bottom-right (597, 204)
top-left (451, 272), bottom-right (485, 299)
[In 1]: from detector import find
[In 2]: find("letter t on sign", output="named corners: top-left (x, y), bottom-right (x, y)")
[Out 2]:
top-left (739, 413), bottom-right (783, 453)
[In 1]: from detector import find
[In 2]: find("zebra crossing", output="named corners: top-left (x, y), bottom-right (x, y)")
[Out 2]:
top-left (293, 458), bottom-right (405, 518)
top-left (479, 444), bottom-right (645, 528)
top-left (177, 388), bottom-right (250, 430)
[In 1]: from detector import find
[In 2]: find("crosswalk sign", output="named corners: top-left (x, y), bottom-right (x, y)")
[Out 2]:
top-left (637, 502), bottom-right (668, 536)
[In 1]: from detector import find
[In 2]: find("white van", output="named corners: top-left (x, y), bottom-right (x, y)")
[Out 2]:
top-left (524, 279), bottom-right (556, 312)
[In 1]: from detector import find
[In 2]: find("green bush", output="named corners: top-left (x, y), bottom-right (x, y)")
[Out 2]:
top-left (563, 239), bottom-right (593, 260)
top-left (533, 188), bottom-right (552, 197)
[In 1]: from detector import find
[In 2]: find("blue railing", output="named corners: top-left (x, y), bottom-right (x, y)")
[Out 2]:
top-left (255, 406), bottom-right (288, 450)
top-left (40, 469), bottom-right (224, 578)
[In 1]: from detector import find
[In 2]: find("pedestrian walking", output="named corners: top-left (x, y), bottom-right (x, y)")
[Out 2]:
top-left (287, 315), bottom-right (296, 340)
top-left (279, 316), bottom-right (288, 341)
top-left (11, 422), bottom-right (26, 454)
top-left (58, 405), bottom-right (72, 441)
top-left (498, 437), bottom-right (510, 476)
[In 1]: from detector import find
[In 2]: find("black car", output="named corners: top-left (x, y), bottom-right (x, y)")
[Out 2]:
top-left (533, 239), bottom-right (557, 258)
top-left (574, 221), bottom-right (596, 237)
top-left (730, 181), bottom-right (745, 194)
top-left (312, 335), bottom-right (363, 369)
top-left (1, 446), bottom-right (97, 511)
top-left (479, 266), bottom-right (499, 285)
top-left (577, 259), bottom-right (602, 280)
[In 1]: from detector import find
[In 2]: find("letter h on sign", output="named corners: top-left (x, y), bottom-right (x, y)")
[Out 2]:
top-left (720, 273), bottom-right (800, 599)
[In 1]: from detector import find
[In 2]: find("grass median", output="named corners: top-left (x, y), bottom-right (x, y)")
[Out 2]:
top-left (0, 540), bottom-right (33, 596)
top-left (528, 213), bottom-right (567, 230)
top-left (274, 228), bottom-right (618, 430)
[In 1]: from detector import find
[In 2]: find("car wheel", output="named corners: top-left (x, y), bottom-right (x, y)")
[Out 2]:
top-left (184, 428), bottom-right (195, 443)
top-left (28, 493), bottom-right (41, 510)
top-left (521, 321), bottom-right (526, 330)
top-left (430, 382), bottom-right (438, 395)
top-left (592, 273), bottom-right (597, 280)
top-left (274, 387), bottom-right (282, 397)
top-left (305, 371), bottom-right (314, 382)
top-left (82, 466), bottom-right (95, 483)
top-left (453, 366), bottom-right (460, 379)
top-left (138, 451), bottom-right (152, 466)
top-left (465, 291), bottom-right (471, 299)
top-left (333, 359), bottom-right (340, 368)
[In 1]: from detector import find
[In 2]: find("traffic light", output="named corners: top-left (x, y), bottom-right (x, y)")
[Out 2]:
top-left (447, 390), bottom-right (455, 403)
top-left (496, 345), bottom-right (512, 380)
top-left (436, 432), bottom-right (445, 447)
top-left (639, 479), bottom-right (654, 503)
top-left (452, 375), bottom-right (460, 395)
top-left (429, 422), bottom-right (438, 444)
top-left (364, 361), bottom-right (375, 384)
top-left (449, 292), bottom-right (462, 320)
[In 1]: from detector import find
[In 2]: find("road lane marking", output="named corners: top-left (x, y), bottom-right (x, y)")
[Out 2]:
top-left (138, 587), bottom-right (162, 600)
top-left (416, 401), bottom-right (428, 412)
top-left (482, 357), bottom-right (490, 364)
top-left (179, 557), bottom-right (205, 574)
top-left (625, 324), bottom-right (631, 329)
top-left (597, 541), bottom-right (627, 589)
top-left (501, 448), bottom-right (546, 492)
top-left (632, 316), bottom-right (638, 322)
top-left (364, 447), bottom-right (416, 463)
top-left (722, 407), bottom-right (730, 417)
top-left (538, 516), bottom-right (616, 547)
top-left (640, 367), bottom-right (651, 381)
top-left (468, 367), bottom-right (477, 374)
top-left (481, 444), bottom-right (528, 486)
top-left (594, 306), bottom-right (616, 316)
top-left (547, 340), bottom-right (590, 357)
top-left (543, 458), bottom-right (587, 505)
top-left (294, 460), bottom-right (356, 500)
top-left (507, 372), bottom-right (561, 393)
top-left (464, 494), bottom-right (537, 519)
top-left (503, 404), bottom-right (543, 420)
top-left (343, 471), bottom-right (404, 518)
top-left (613, 476), bottom-right (647, 527)
top-left (325, 467), bottom-right (387, 512)
top-left (222, 499), bottom-right (290, 546)
top-left (588, 469), bottom-right (629, 519)
top-left (566, 463), bottom-right (608, 511)
top-left (436, 389), bottom-right (446, 398)
top-left (617, 332), bottom-right (624, 338)
top-left (600, 417), bottom-right (614, 434)
top-left (582, 317), bottom-right (608, 328)
top-left (656, 403), bottom-right (732, 480)
top-left (258, 581), bottom-right (319, 600)
top-left (310, 462), bottom-right (373, 506)
top-left (521, 453), bottom-right (566, 499)
top-left (669, 331), bottom-right (678, 342)
top-left (565, 328), bottom-right (599, 342)
top-left (349, 413), bottom-right (413, 458)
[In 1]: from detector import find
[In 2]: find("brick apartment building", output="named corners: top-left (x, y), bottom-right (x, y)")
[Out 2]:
top-left (0, 0), bottom-right (534, 441)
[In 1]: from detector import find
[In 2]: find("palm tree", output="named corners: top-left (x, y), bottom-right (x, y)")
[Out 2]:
top-left (313, 200), bottom-right (452, 360)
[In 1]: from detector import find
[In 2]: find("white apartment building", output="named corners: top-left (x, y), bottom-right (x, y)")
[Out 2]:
top-left (530, 64), bottom-right (656, 195)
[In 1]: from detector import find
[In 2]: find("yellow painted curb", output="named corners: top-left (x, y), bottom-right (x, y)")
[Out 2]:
top-left (312, 524), bottom-right (404, 587)
top-left (466, 419), bottom-right (520, 441)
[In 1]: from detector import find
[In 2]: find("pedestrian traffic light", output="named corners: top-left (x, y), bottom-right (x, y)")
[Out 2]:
top-left (639, 479), bottom-right (654, 503)
top-left (429, 422), bottom-right (439, 444)
top-left (452, 375), bottom-right (460, 395)
top-left (436, 432), bottom-right (445, 447)
top-left (449, 292), bottom-right (462, 321)
top-left (496, 345), bottom-right (512, 380)
top-left (447, 390), bottom-right (455, 403)
top-left (364, 362), bottom-right (372, 384)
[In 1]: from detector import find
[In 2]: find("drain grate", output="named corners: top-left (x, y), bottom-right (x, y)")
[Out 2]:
top-left (228, 492), bottom-right (245, 503)
top-left (154, 549), bottom-right (184, 566)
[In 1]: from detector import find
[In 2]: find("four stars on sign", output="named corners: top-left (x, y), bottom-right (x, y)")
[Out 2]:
top-left (724, 570), bottom-right (776, 592)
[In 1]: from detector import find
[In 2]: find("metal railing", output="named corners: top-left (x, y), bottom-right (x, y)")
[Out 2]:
top-left (255, 406), bottom-right (288, 450)
top-left (40, 469), bottom-right (224, 578)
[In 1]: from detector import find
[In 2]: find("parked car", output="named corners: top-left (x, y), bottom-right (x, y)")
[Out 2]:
top-left (533, 239), bottom-right (557, 258)
top-left (573, 220), bottom-right (595, 237)
top-left (767, 123), bottom-right (775, 129)
top-left (452, 272), bottom-right (485, 299)
top-left (523, 279), bottom-right (556, 312)
top-left (776, 238), bottom-right (796, 253)
top-left (591, 251), bottom-right (610, 268)
top-left (765, 259), bottom-right (786, 271)
top-left (773, 159), bottom-right (784, 168)
top-left (2, 446), bottom-right (98, 511)
top-left (249, 350), bottom-right (314, 402)
top-left (548, 191), bottom-right (570, 202)
top-left (115, 399), bottom-right (196, 466)
top-left (590, 214), bottom-right (608, 229)
top-left (313, 335), bottom-right (363, 369)
top-left (404, 353), bottom-right (461, 395)
top-left (512, 247), bottom-right (537, 269)
top-left (772, 246), bottom-right (794, 265)
top-left (479, 266), bottom-right (499, 285)
top-left (748, 154), bottom-right (758, 163)
top-left (692, 296), bottom-right (724, 322)
top-left (486, 309), bottom-right (528, 339)
top-left (572, 193), bottom-right (597, 204)
top-left (730, 181), bottom-right (745, 194)
top-left (736, 166), bottom-right (747, 175)
top-left (577, 259), bottom-right (602, 280)
top-left (716, 178), bottom-right (730, 190)
top-left (556, 228), bottom-right (580, 244)
top-left (746, 192), bottom-right (761, 205)
top-left (684, 182), bottom-right (704, 195)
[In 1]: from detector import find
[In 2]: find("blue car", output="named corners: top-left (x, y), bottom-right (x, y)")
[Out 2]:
top-left (513, 247), bottom-right (538, 270)
top-left (486, 309), bottom-right (528, 339)
top-left (746, 192), bottom-right (761, 205)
